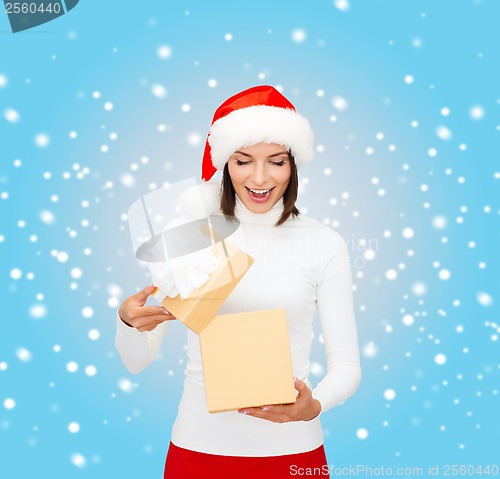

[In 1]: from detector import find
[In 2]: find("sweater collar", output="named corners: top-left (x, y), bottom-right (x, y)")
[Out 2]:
top-left (234, 194), bottom-right (284, 225)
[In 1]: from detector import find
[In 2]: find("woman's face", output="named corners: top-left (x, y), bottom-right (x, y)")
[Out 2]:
top-left (227, 142), bottom-right (291, 214)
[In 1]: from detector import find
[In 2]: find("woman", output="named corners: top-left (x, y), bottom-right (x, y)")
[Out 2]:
top-left (116, 85), bottom-right (362, 478)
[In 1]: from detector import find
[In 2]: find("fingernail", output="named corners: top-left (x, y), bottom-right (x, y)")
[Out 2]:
top-left (294, 377), bottom-right (300, 386)
top-left (262, 406), bottom-right (270, 411)
top-left (163, 309), bottom-right (170, 315)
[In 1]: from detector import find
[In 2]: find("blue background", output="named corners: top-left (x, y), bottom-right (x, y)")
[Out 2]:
top-left (0, 1), bottom-right (498, 477)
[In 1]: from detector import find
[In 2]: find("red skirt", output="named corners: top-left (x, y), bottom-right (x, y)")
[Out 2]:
top-left (164, 441), bottom-right (330, 479)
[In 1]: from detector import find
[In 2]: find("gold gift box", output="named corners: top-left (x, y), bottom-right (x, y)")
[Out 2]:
top-left (200, 309), bottom-right (297, 413)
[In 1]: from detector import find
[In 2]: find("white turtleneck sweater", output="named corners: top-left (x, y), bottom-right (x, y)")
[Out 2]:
top-left (115, 185), bottom-right (361, 456)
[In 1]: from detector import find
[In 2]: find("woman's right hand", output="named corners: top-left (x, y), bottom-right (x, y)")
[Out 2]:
top-left (118, 285), bottom-right (176, 332)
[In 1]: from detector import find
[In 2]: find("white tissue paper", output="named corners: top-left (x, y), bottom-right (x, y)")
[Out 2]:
top-left (148, 247), bottom-right (221, 301)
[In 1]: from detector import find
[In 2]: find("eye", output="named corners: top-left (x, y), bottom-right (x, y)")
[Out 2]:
top-left (271, 160), bottom-right (286, 166)
top-left (235, 159), bottom-right (251, 165)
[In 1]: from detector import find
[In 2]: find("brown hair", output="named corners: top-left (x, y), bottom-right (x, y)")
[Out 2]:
top-left (219, 151), bottom-right (300, 227)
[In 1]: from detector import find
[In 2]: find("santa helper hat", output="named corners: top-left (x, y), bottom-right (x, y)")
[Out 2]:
top-left (201, 85), bottom-right (314, 182)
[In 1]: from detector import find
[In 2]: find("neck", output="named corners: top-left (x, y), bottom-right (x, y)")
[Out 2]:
top-left (234, 194), bottom-right (284, 225)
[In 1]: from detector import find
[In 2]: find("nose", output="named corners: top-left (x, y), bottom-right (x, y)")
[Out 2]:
top-left (251, 162), bottom-right (269, 186)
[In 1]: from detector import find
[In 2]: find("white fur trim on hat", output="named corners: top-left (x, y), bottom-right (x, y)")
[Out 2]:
top-left (208, 105), bottom-right (314, 169)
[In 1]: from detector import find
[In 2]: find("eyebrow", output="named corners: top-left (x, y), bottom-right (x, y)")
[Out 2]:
top-left (233, 150), bottom-right (288, 158)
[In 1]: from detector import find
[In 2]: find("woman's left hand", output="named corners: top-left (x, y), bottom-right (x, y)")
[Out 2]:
top-left (237, 378), bottom-right (321, 423)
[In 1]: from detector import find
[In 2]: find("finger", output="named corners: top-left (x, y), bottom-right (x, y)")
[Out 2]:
top-left (240, 399), bottom-right (298, 412)
top-left (294, 378), bottom-right (311, 398)
top-left (134, 284), bottom-right (157, 304)
top-left (239, 405), bottom-right (275, 414)
top-left (238, 407), bottom-right (291, 423)
top-left (239, 392), bottom-right (316, 422)
top-left (294, 377), bottom-right (305, 391)
top-left (140, 305), bottom-right (172, 317)
top-left (257, 404), bottom-right (289, 414)
top-left (239, 403), bottom-right (292, 417)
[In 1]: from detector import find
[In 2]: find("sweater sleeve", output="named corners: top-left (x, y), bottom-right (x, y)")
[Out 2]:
top-left (114, 311), bottom-right (171, 374)
top-left (312, 233), bottom-right (362, 414)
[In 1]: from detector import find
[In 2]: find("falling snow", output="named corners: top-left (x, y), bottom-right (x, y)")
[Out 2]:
top-left (118, 378), bottom-right (135, 393)
top-left (332, 95), bottom-right (348, 111)
top-left (70, 268), bottom-right (82, 279)
top-left (34, 133), bottom-right (50, 147)
top-left (70, 453), bottom-right (87, 468)
top-left (157, 45), bottom-right (172, 59)
top-left (39, 210), bottom-right (56, 225)
top-left (334, 0), bottom-right (350, 12)
top-left (291, 29), bottom-right (307, 43)
top-left (4, 398), bottom-right (16, 410)
top-left (81, 307), bottom-right (94, 318)
top-left (4, 108), bottom-right (20, 123)
top-left (436, 126), bottom-right (452, 140)
top-left (356, 428), bottom-right (369, 439)
top-left (151, 83), bottom-right (167, 99)
top-left (384, 389), bottom-right (396, 400)
top-left (435, 354), bottom-right (447, 365)
top-left (469, 105), bottom-right (485, 120)
top-left (66, 361), bottom-right (79, 373)
top-left (475, 292), bottom-right (493, 307)
top-left (1, 3), bottom-right (497, 476)
top-left (68, 422), bottom-right (80, 433)
top-left (29, 304), bottom-right (47, 319)
top-left (10, 268), bottom-right (22, 279)
top-left (402, 314), bottom-right (414, 326)
top-left (16, 348), bottom-right (32, 362)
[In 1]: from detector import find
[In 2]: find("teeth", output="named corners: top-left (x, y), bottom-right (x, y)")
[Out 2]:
top-left (249, 188), bottom-right (270, 194)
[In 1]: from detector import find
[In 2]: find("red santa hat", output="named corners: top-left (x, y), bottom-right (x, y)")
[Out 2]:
top-left (201, 85), bottom-right (314, 181)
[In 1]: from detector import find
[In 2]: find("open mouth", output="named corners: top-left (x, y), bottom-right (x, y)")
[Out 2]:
top-left (245, 187), bottom-right (274, 199)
